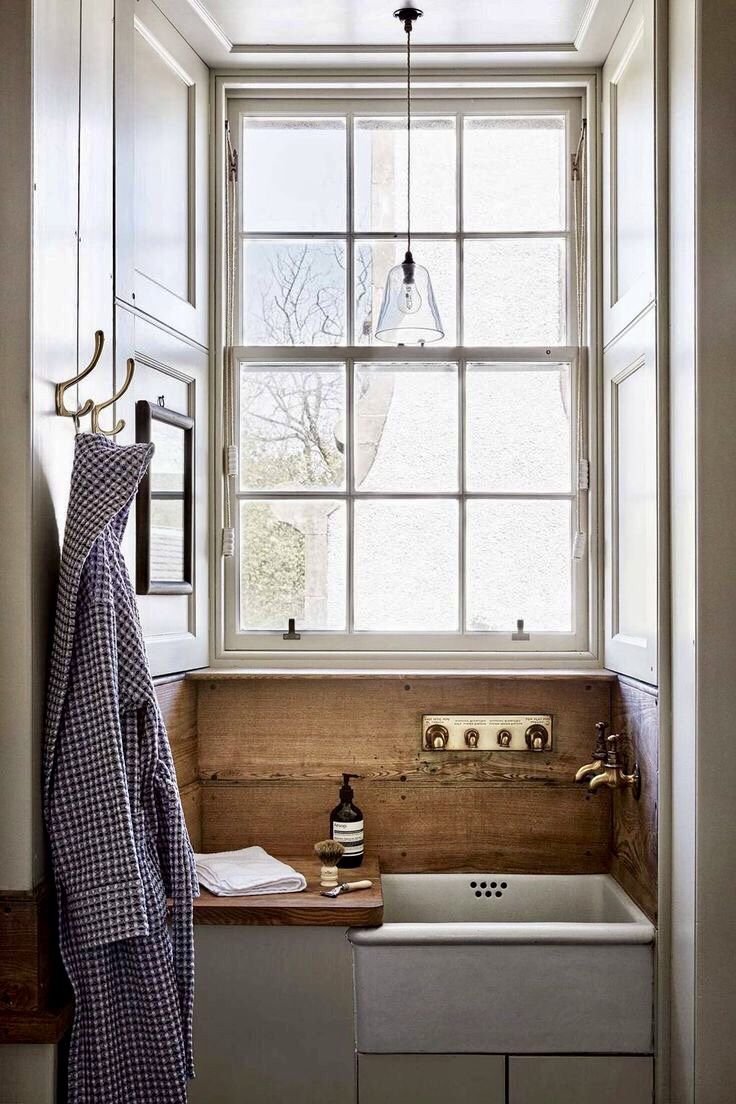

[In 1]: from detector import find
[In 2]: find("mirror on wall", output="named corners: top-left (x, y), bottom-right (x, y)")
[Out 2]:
top-left (135, 399), bottom-right (194, 594)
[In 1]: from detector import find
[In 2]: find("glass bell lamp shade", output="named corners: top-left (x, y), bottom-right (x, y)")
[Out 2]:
top-left (375, 251), bottom-right (444, 345)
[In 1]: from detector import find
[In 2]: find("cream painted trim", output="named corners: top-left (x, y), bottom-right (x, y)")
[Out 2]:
top-left (210, 72), bottom-right (601, 668)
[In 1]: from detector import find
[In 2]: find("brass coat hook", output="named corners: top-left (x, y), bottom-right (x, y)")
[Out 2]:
top-left (91, 358), bottom-right (136, 437)
top-left (55, 329), bottom-right (104, 420)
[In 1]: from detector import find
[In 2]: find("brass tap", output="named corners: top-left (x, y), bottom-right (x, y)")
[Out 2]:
top-left (586, 734), bottom-right (641, 799)
top-left (574, 721), bottom-right (609, 783)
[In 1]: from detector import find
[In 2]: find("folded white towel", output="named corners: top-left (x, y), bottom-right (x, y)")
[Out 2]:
top-left (193, 846), bottom-right (307, 897)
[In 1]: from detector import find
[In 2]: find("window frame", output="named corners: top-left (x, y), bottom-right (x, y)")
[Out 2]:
top-left (216, 83), bottom-right (598, 666)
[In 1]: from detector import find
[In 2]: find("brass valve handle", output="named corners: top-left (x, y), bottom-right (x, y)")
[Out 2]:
top-left (593, 721), bottom-right (609, 760)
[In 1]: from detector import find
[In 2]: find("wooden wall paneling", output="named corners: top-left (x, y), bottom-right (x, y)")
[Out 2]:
top-left (197, 677), bottom-right (612, 785)
top-left (602, 0), bottom-right (655, 345)
top-left (155, 676), bottom-right (201, 849)
top-left (156, 676), bottom-right (198, 787)
top-left (603, 306), bottom-right (658, 683)
top-left (611, 678), bottom-right (658, 920)
top-left (117, 308), bottom-right (209, 675)
top-left (0, 883), bottom-right (54, 1012)
top-left (201, 779), bottom-right (611, 874)
top-left (179, 782), bottom-right (202, 852)
top-left (115, 0), bottom-right (209, 346)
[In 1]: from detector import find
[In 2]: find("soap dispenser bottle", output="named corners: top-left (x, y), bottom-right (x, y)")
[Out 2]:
top-left (330, 773), bottom-right (364, 868)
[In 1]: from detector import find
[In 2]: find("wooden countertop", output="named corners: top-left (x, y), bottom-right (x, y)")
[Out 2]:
top-left (192, 856), bottom-right (383, 927)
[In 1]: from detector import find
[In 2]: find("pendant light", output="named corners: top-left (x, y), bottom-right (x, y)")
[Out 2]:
top-left (375, 7), bottom-right (444, 345)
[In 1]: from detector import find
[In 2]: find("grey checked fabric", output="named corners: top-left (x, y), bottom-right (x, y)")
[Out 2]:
top-left (44, 433), bottom-right (198, 1104)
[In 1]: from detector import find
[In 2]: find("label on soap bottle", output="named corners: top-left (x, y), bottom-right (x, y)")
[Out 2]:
top-left (332, 820), bottom-right (364, 858)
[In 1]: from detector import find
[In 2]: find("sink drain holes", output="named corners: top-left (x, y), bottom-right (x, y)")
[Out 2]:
top-left (469, 879), bottom-right (508, 900)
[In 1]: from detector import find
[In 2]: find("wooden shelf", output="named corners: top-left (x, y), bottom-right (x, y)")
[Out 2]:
top-left (192, 856), bottom-right (382, 926)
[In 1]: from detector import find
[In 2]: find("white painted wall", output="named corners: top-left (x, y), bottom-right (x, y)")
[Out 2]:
top-left (669, 0), bottom-right (736, 1099)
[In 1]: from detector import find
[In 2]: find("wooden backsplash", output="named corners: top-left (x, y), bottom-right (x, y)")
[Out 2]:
top-left (156, 675), bottom-right (202, 851)
top-left (156, 671), bottom-right (658, 915)
top-left (610, 678), bottom-right (659, 920)
top-left (194, 675), bottom-right (613, 875)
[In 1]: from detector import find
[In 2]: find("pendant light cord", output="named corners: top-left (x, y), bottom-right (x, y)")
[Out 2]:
top-left (406, 21), bottom-right (412, 255)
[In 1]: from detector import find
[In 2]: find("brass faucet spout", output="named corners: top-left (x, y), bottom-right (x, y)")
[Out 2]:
top-left (574, 760), bottom-right (601, 783)
top-left (588, 769), bottom-right (615, 793)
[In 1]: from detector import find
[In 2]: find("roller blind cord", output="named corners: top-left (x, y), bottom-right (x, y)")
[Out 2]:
top-left (572, 119), bottom-right (588, 562)
top-left (222, 122), bottom-right (238, 558)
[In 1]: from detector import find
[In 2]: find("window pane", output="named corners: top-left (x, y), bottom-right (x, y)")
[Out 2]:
top-left (239, 500), bottom-right (346, 630)
top-left (354, 500), bottom-right (459, 630)
top-left (242, 240), bottom-right (346, 346)
top-left (239, 363), bottom-right (345, 490)
top-left (466, 363), bottom-right (571, 492)
top-left (151, 497), bottom-right (184, 581)
top-left (241, 118), bottom-right (346, 232)
top-left (463, 239), bottom-right (566, 345)
top-left (463, 115), bottom-right (566, 232)
top-left (150, 419), bottom-right (185, 493)
top-left (354, 363), bottom-right (458, 491)
top-left (354, 117), bottom-right (456, 232)
top-left (355, 239), bottom-right (456, 345)
top-left (466, 500), bottom-right (572, 632)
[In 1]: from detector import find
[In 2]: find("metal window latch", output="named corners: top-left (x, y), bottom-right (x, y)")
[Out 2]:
top-left (512, 618), bottom-right (530, 641)
top-left (283, 618), bottom-right (301, 641)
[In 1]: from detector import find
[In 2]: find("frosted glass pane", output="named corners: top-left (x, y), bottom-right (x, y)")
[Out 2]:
top-left (241, 118), bottom-right (346, 231)
top-left (150, 419), bottom-right (185, 493)
top-left (150, 497), bottom-right (184, 582)
top-left (239, 500), bottom-right (346, 630)
top-left (354, 117), bottom-right (456, 232)
top-left (354, 500), bottom-right (458, 630)
top-left (354, 364), bottom-right (458, 491)
top-left (355, 240), bottom-right (456, 345)
top-left (239, 364), bottom-right (345, 490)
top-left (464, 239), bottom-right (566, 346)
top-left (466, 500), bottom-right (572, 632)
top-left (463, 115), bottom-right (566, 232)
top-left (466, 364), bottom-right (571, 492)
top-left (242, 240), bottom-right (346, 346)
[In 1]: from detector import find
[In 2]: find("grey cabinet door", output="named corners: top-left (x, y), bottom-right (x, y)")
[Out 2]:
top-left (359, 1054), bottom-right (506, 1104)
top-left (509, 1056), bottom-right (654, 1104)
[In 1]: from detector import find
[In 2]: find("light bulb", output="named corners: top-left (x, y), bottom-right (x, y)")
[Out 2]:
top-left (398, 281), bottom-right (422, 315)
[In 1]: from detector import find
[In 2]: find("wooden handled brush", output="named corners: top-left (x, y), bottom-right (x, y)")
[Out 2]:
top-left (314, 839), bottom-right (345, 887)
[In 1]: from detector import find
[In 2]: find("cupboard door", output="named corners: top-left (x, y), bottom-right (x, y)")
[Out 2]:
top-left (359, 1054), bottom-right (505, 1104)
top-left (116, 307), bottom-right (209, 676)
top-left (509, 1056), bottom-right (653, 1104)
top-left (115, 0), bottom-right (209, 347)
top-left (602, 0), bottom-right (655, 345)
top-left (603, 306), bottom-right (658, 683)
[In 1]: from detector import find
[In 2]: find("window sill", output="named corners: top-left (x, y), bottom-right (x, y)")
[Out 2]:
top-left (187, 667), bottom-right (616, 681)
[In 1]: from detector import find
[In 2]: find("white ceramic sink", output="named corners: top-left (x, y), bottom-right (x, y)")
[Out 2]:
top-left (348, 874), bottom-right (655, 1054)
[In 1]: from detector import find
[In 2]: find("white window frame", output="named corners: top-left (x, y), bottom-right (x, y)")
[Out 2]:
top-left (214, 78), bottom-right (599, 668)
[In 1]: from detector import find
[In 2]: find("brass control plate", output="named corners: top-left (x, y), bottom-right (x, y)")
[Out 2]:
top-left (422, 714), bottom-right (553, 752)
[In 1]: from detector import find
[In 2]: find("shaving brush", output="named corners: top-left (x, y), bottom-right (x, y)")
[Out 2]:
top-left (314, 839), bottom-right (345, 887)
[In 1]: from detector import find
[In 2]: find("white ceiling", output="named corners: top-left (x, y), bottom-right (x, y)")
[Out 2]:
top-left (155, 0), bottom-right (632, 68)
top-left (202, 0), bottom-right (590, 48)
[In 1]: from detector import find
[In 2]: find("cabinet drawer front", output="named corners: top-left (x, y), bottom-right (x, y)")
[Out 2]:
top-left (359, 1054), bottom-right (505, 1104)
top-left (509, 1056), bottom-right (653, 1104)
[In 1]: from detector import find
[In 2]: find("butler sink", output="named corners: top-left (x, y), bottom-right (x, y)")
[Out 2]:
top-left (348, 874), bottom-right (655, 1055)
